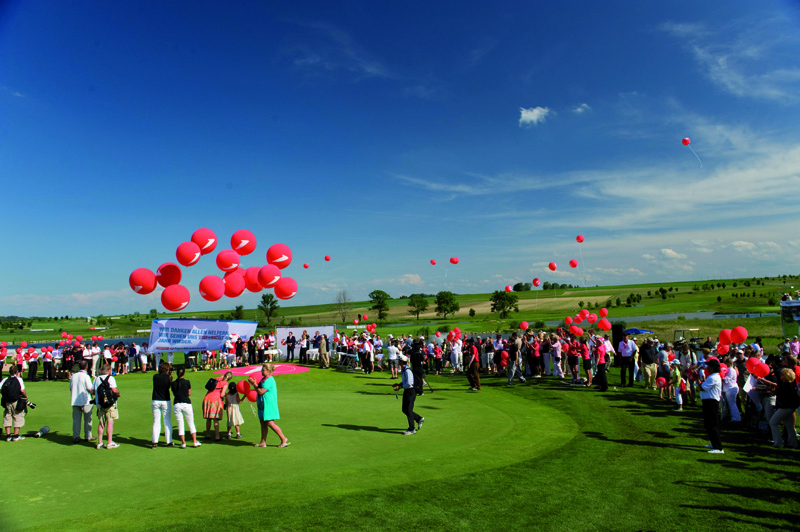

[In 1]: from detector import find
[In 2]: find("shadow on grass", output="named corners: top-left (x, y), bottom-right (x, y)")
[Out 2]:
top-left (583, 430), bottom-right (703, 451)
top-left (321, 424), bottom-right (404, 434)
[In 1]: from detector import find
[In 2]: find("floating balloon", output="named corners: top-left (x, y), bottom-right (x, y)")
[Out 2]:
top-left (274, 276), bottom-right (297, 300)
top-left (569, 260), bottom-right (578, 268)
top-left (520, 321), bottom-right (529, 330)
top-left (303, 263), bottom-right (309, 269)
top-left (112, 356), bottom-right (118, 362)
top-left (20, 341), bottom-right (27, 348)
top-left (599, 308), bottom-right (608, 318)
top-left (363, 315), bottom-right (368, 320)
top-left (129, 268), bottom-right (157, 295)
top-left (76, 335), bottom-right (83, 342)
top-left (668, 354), bottom-right (675, 362)
top-left (501, 351), bottom-right (509, 360)
top-left (176, 241), bottom-right (202, 267)
top-left (161, 284), bottom-right (190, 312)
top-left (682, 137), bottom-right (703, 166)
top-left (325, 255), bottom-right (331, 261)
top-left (246, 390), bottom-right (258, 403)
top-left (244, 267), bottom-right (262, 293)
top-left (730, 326), bottom-right (748, 344)
top-left (435, 331), bottom-right (441, 337)
top-left (500, 359), bottom-right (508, 368)
top-left (353, 319), bottom-right (359, 325)
top-left (580, 309), bottom-right (590, 318)
top-left (717, 344), bottom-right (729, 355)
top-left (450, 257), bottom-right (459, 264)
top-left (718, 329), bottom-right (732, 345)
top-left (231, 229), bottom-right (257, 256)
top-left (746, 357), bottom-right (760, 373)
top-left (576, 235), bottom-right (584, 243)
top-left (236, 380), bottom-right (251, 394)
top-left (505, 286), bottom-right (512, 292)
top-left (216, 249), bottom-right (241, 272)
top-left (191, 228), bottom-right (217, 255)
top-left (720, 363), bottom-right (729, 380)
top-left (59, 341), bottom-right (65, 346)
top-left (682, 138), bottom-right (691, 146)
top-left (98, 336), bottom-right (103, 341)
top-left (532, 278), bottom-right (541, 287)
top-left (753, 363), bottom-right (770, 379)
top-left (67, 334), bottom-right (73, 340)
top-left (198, 275), bottom-right (224, 301)
top-left (156, 263), bottom-right (182, 288)
top-left (266, 243), bottom-right (293, 270)
top-left (430, 259), bottom-right (436, 265)
top-left (656, 377), bottom-right (667, 388)
top-left (587, 314), bottom-right (597, 324)
top-left (597, 318), bottom-right (611, 331)
top-left (61, 332), bottom-right (67, 339)
top-left (92, 336), bottom-right (98, 341)
top-left (257, 264), bottom-right (281, 288)
top-left (223, 272), bottom-right (245, 298)
top-left (564, 316), bottom-right (573, 325)
top-left (548, 262), bottom-right (557, 271)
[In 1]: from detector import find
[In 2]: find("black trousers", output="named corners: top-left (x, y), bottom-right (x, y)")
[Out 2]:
top-left (402, 388), bottom-right (422, 430)
top-left (299, 347), bottom-right (307, 364)
top-left (287, 347), bottom-right (295, 362)
top-left (28, 361), bottom-right (39, 381)
top-left (257, 350), bottom-right (264, 364)
top-left (595, 362), bottom-right (608, 392)
top-left (466, 361), bottom-right (481, 389)
top-left (620, 356), bottom-right (634, 386)
top-left (702, 399), bottom-right (722, 450)
top-left (42, 361), bottom-right (54, 381)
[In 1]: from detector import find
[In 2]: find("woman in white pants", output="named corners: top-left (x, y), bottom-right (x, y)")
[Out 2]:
top-left (171, 368), bottom-right (200, 448)
top-left (151, 362), bottom-right (173, 449)
top-left (720, 355), bottom-right (741, 422)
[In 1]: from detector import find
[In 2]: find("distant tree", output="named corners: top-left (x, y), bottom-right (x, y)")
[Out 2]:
top-left (334, 290), bottom-right (351, 322)
top-left (368, 290), bottom-right (392, 322)
top-left (435, 291), bottom-right (460, 319)
top-left (490, 291), bottom-right (520, 319)
top-left (647, 290), bottom-right (652, 296)
top-left (626, 296), bottom-right (632, 305)
top-left (606, 298), bottom-right (613, 308)
top-left (668, 287), bottom-right (673, 292)
top-left (615, 297), bottom-right (621, 306)
top-left (232, 305), bottom-right (245, 320)
top-left (674, 288), bottom-right (679, 292)
top-left (149, 309), bottom-right (158, 318)
top-left (768, 297), bottom-right (777, 306)
top-left (407, 294), bottom-right (429, 320)
top-left (578, 301), bottom-right (584, 308)
top-left (542, 281), bottom-right (552, 291)
top-left (258, 293), bottom-right (280, 324)
top-left (469, 308), bottom-right (476, 317)
top-left (717, 296), bottom-right (722, 303)
top-left (733, 282), bottom-right (738, 288)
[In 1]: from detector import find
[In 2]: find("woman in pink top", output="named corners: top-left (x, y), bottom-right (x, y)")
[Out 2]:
top-left (594, 339), bottom-right (608, 391)
top-left (580, 338), bottom-right (593, 386)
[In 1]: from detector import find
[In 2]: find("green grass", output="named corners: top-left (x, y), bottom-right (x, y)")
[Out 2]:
top-left (2, 365), bottom-right (799, 531)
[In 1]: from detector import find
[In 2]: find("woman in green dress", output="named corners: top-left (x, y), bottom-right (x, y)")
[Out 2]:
top-left (249, 364), bottom-right (290, 448)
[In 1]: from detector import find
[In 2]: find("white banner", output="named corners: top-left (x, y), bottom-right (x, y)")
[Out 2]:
top-left (148, 318), bottom-right (258, 353)
top-left (275, 325), bottom-right (336, 361)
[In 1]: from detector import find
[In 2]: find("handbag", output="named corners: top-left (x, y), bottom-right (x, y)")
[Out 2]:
top-left (205, 378), bottom-right (218, 392)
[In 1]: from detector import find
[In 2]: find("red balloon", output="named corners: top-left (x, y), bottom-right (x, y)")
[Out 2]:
top-left (274, 276), bottom-right (298, 300)
top-left (231, 229), bottom-right (257, 256)
top-left (730, 326), bottom-right (748, 344)
top-left (430, 259), bottom-right (436, 265)
top-left (450, 257), bottom-right (459, 264)
top-left (718, 329), bottom-right (732, 345)
top-left (682, 137), bottom-right (691, 146)
top-left (580, 309), bottom-right (590, 318)
top-left (576, 235), bottom-right (585, 243)
top-left (246, 389), bottom-right (258, 402)
top-left (668, 354), bottom-right (675, 361)
top-left (303, 263), bottom-right (309, 269)
top-left (599, 308), bottom-right (608, 317)
top-left (505, 285), bottom-right (512, 292)
top-left (98, 336), bottom-right (103, 341)
top-left (720, 363), bottom-right (729, 380)
top-left (59, 341), bottom-right (65, 346)
top-left (501, 351), bottom-right (509, 360)
top-left (587, 314), bottom-right (597, 324)
top-left (266, 243), bottom-right (293, 270)
top-left (112, 356), bottom-right (118, 362)
top-left (236, 380), bottom-right (251, 394)
top-left (67, 334), bottom-right (73, 340)
top-left (354, 319), bottom-right (359, 325)
top-left (548, 262), bottom-right (557, 271)
top-left (191, 228), bottom-right (217, 255)
top-left (500, 359), bottom-right (508, 368)
top-left (61, 331), bottom-right (67, 338)
top-left (244, 267), bottom-right (262, 293)
top-left (656, 377), bottom-right (667, 388)
top-left (92, 336), bottom-right (98, 341)
top-left (224, 267), bottom-right (245, 280)
top-left (20, 341), bottom-right (27, 348)
top-left (746, 357), bottom-right (760, 373)
top-left (753, 363), bottom-right (770, 379)
top-left (435, 331), bottom-right (441, 337)
top-left (454, 327), bottom-right (460, 333)
top-left (161, 284), bottom-right (190, 312)
top-left (717, 344), bottom-right (729, 355)
top-left (176, 241), bottom-right (202, 267)
top-left (564, 316), bottom-right (573, 325)
top-left (569, 259), bottom-right (578, 268)
top-left (129, 268), bottom-right (157, 294)
top-left (520, 321), bottom-right (529, 330)
top-left (76, 335), bottom-right (83, 342)
top-left (257, 264), bottom-right (282, 288)
top-left (216, 249), bottom-right (241, 272)
top-left (199, 275), bottom-right (225, 302)
top-left (532, 278), bottom-right (541, 287)
top-left (223, 272), bottom-right (245, 298)
top-left (574, 326), bottom-right (584, 336)
top-left (363, 314), bottom-right (368, 320)
top-left (156, 263), bottom-right (182, 288)
top-left (325, 255), bottom-right (331, 261)
top-left (598, 318), bottom-right (611, 330)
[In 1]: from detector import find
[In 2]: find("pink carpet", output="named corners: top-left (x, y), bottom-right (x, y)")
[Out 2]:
top-left (213, 364), bottom-right (310, 377)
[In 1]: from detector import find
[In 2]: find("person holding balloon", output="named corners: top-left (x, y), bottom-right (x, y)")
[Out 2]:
top-left (719, 355), bottom-right (741, 423)
top-left (203, 371), bottom-right (232, 441)
top-left (249, 364), bottom-right (290, 448)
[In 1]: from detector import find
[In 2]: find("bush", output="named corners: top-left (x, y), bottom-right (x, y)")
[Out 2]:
top-left (768, 297), bottom-right (777, 306)
top-left (415, 326), bottom-right (431, 338)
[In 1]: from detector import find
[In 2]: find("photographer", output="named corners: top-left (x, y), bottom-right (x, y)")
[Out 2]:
top-left (1, 366), bottom-right (29, 442)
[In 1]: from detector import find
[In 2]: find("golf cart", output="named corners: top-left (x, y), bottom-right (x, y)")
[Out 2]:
top-left (674, 329), bottom-right (701, 351)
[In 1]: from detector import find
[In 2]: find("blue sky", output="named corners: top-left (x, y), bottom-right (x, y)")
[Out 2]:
top-left (2, 1), bottom-right (800, 317)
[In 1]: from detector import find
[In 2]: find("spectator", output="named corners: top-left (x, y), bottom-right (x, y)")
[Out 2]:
top-left (618, 333), bottom-right (637, 387)
top-left (151, 362), bottom-right (173, 449)
top-left (765, 367), bottom-right (800, 448)
top-left (250, 363), bottom-right (290, 447)
top-left (171, 368), bottom-right (200, 448)
top-left (225, 382), bottom-right (244, 439)
top-left (203, 371), bottom-right (231, 441)
top-left (69, 360), bottom-right (94, 443)
top-left (700, 358), bottom-right (724, 454)
top-left (1, 366), bottom-right (28, 442)
top-left (93, 364), bottom-right (120, 450)
top-left (318, 334), bottom-right (330, 369)
top-left (638, 338), bottom-right (658, 390)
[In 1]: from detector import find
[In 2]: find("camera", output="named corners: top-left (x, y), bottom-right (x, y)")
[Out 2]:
top-left (26, 401), bottom-right (36, 410)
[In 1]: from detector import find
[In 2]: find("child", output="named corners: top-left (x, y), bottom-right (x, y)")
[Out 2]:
top-left (224, 382), bottom-right (244, 439)
top-left (670, 360), bottom-right (684, 411)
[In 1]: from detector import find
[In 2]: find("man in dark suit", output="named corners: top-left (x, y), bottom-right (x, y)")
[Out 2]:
top-left (286, 332), bottom-right (296, 362)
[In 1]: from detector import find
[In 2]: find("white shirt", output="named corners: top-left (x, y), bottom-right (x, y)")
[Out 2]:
top-left (618, 339), bottom-right (637, 357)
top-left (91, 346), bottom-right (101, 357)
top-left (70, 371), bottom-right (94, 406)
top-left (103, 348), bottom-right (112, 359)
top-left (93, 375), bottom-right (118, 407)
top-left (604, 340), bottom-right (616, 355)
top-left (700, 372), bottom-right (722, 401)
top-left (387, 345), bottom-right (399, 360)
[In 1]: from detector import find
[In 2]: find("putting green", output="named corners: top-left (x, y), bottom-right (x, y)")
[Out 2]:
top-left (1, 370), bottom-right (577, 531)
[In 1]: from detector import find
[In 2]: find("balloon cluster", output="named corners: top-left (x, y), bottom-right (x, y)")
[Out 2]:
top-left (563, 307), bottom-right (611, 335)
top-left (715, 326), bottom-right (748, 356)
top-left (430, 257), bottom-right (459, 265)
top-left (235, 379), bottom-right (259, 403)
top-left (129, 228), bottom-right (300, 312)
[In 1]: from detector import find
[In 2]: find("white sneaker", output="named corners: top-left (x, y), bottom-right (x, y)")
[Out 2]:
top-left (194, 441), bottom-right (202, 448)
top-left (708, 449), bottom-right (724, 454)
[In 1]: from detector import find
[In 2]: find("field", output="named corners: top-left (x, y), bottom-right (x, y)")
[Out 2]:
top-left (2, 364), bottom-right (799, 531)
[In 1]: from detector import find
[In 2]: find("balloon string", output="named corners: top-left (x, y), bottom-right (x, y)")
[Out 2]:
top-left (688, 145), bottom-right (703, 167)
top-left (577, 244), bottom-right (588, 294)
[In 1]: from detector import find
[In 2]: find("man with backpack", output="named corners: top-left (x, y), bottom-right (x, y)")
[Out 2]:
top-left (93, 364), bottom-right (120, 449)
top-left (1, 366), bottom-right (28, 442)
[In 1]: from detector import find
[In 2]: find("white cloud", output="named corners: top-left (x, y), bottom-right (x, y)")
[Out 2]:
top-left (395, 274), bottom-right (424, 286)
top-left (660, 248), bottom-right (688, 259)
top-left (731, 240), bottom-right (757, 251)
top-left (519, 106), bottom-right (551, 127)
top-left (572, 103), bottom-right (591, 114)
top-left (591, 267), bottom-right (645, 277)
top-left (642, 254), bottom-right (656, 261)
